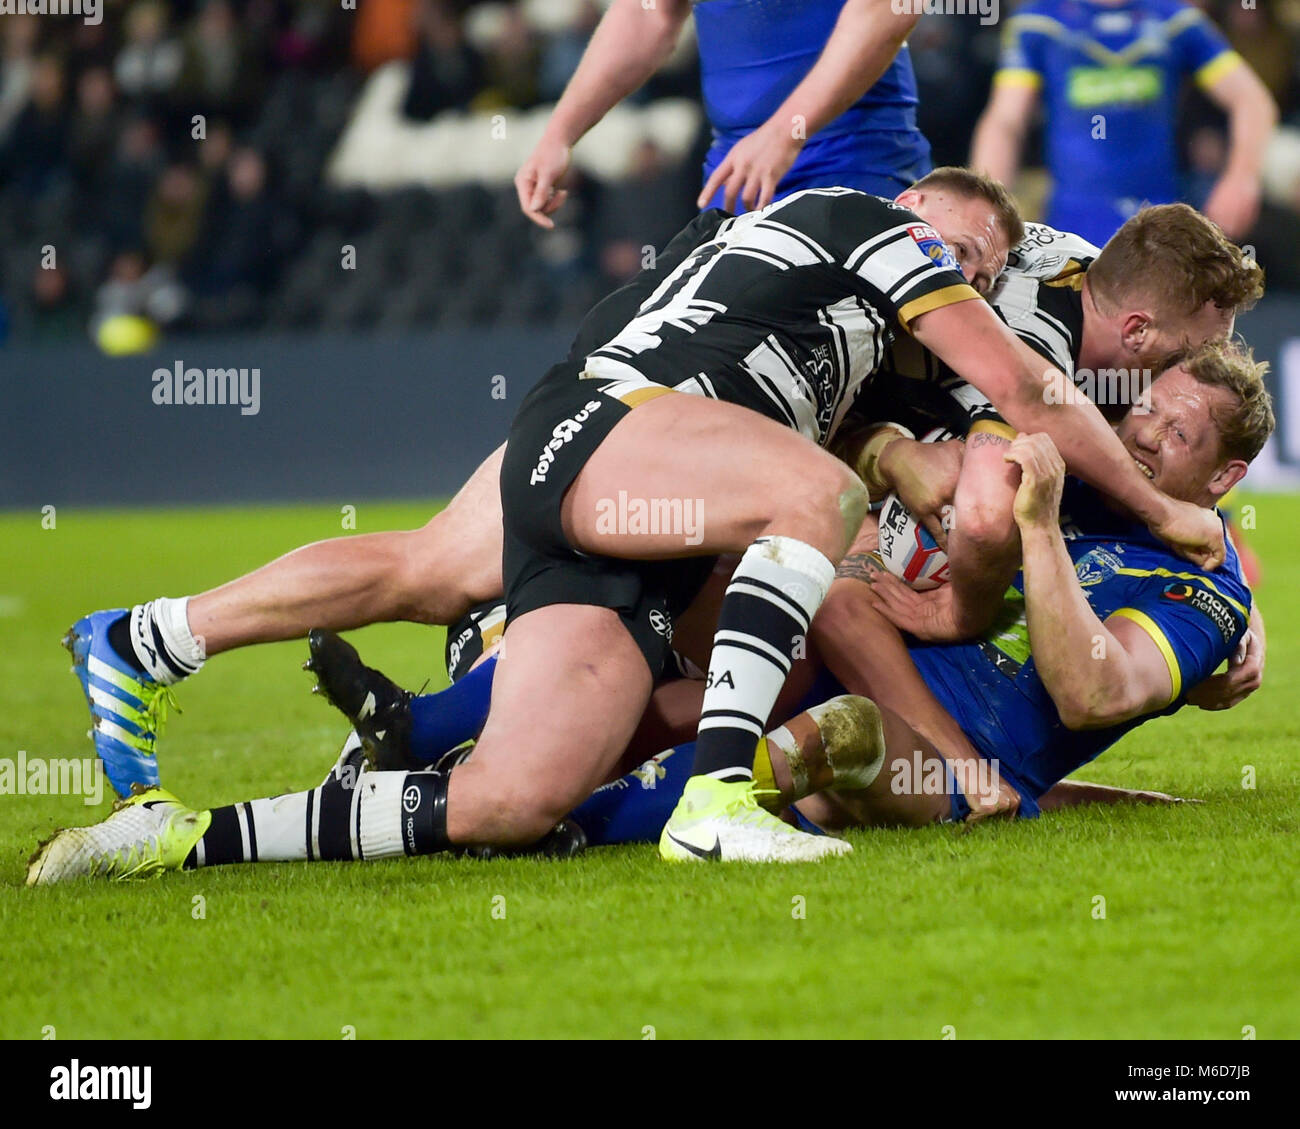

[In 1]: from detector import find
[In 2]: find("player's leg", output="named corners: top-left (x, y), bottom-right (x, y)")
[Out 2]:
top-left (560, 392), bottom-right (868, 802)
top-left (190, 443), bottom-right (507, 652)
top-left (65, 445), bottom-right (507, 797)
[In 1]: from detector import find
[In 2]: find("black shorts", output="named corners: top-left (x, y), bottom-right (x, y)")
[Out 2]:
top-left (498, 362), bottom-right (716, 679)
top-left (445, 598), bottom-right (707, 685)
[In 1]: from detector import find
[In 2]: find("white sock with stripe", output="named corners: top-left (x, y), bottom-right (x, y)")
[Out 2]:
top-left (126, 598), bottom-right (205, 685)
top-left (691, 536), bottom-right (834, 782)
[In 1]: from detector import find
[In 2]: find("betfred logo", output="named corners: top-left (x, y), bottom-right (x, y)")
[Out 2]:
top-left (907, 224), bottom-right (959, 271)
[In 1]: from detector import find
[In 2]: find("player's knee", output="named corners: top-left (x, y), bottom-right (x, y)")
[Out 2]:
top-left (771, 458), bottom-right (867, 557)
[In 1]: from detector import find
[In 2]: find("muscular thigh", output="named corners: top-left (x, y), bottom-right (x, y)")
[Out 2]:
top-left (463, 603), bottom-right (655, 814)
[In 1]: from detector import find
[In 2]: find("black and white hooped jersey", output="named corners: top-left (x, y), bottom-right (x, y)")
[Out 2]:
top-left (581, 188), bottom-right (980, 448)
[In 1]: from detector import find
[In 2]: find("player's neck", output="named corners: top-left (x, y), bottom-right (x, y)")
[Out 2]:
top-left (1077, 278), bottom-right (1128, 373)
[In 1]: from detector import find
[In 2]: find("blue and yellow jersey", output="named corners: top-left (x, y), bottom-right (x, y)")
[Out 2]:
top-left (694, 0), bottom-right (932, 207)
top-left (909, 476), bottom-right (1252, 814)
top-left (995, 0), bottom-right (1242, 243)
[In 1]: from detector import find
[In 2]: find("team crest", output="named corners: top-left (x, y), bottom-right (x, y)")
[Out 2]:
top-left (907, 225), bottom-right (959, 271)
top-left (1074, 546), bottom-right (1124, 587)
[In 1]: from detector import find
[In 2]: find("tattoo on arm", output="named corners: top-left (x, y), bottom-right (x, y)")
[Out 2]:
top-left (969, 432), bottom-right (1011, 449)
top-left (835, 551), bottom-right (886, 583)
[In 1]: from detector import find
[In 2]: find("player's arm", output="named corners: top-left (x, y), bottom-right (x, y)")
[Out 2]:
top-left (515, 0), bottom-right (692, 228)
top-left (1199, 59), bottom-right (1278, 240)
top-left (969, 78), bottom-right (1038, 187)
top-left (811, 519), bottom-right (1019, 821)
top-left (969, 13), bottom-right (1043, 185)
top-left (699, 0), bottom-right (920, 212)
top-left (1009, 434), bottom-right (1177, 730)
top-left (908, 296), bottom-right (1225, 571)
top-left (1037, 780), bottom-right (1195, 810)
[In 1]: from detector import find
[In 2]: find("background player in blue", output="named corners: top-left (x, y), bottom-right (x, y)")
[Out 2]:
top-left (515, 0), bottom-right (930, 225)
top-left (971, 0), bottom-right (1277, 243)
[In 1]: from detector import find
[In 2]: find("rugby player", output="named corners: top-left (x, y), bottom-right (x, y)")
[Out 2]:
top-left (27, 340), bottom-right (1272, 882)
top-left (972, 0), bottom-right (1277, 243)
top-left (65, 188), bottom-right (1257, 827)
top-left (515, 0), bottom-right (929, 224)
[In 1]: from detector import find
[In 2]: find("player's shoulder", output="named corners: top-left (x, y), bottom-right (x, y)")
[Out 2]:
top-left (1126, 525), bottom-right (1252, 613)
top-left (1004, 222), bottom-right (1100, 283)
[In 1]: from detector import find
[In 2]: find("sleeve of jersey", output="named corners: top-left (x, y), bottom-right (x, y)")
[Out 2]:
top-left (841, 203), bottom-right (981, 333)
top-left (1108, 576), bottom-right (1251, 705)
top-left (1169, 6), bottom-right (1242, 89)
top-left (994, 14), bottom-right (1048, 90)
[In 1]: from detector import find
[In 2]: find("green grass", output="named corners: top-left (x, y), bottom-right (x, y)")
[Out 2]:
top-left (0, 498), bottom-right (1297, 1039)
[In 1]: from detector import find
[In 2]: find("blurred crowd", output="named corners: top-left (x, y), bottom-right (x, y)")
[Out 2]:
top-left (1, 0), bottom-right (1299, 347)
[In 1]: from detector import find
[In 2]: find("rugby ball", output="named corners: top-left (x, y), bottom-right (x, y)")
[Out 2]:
top-left (876, 492), bottom-right (949, 591)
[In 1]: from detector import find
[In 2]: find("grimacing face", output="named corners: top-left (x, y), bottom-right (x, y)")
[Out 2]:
top-left (1115, 367), bottom-right (1243, 507)
top-left (896, 188), bottom-right (1010, 297)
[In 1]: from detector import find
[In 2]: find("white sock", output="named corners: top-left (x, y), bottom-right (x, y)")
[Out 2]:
top-left (128, 597), bottom-right (206, 685)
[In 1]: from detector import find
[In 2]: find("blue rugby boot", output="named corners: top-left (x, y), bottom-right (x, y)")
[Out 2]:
top-left (63, 610), bottom-right (180, 798)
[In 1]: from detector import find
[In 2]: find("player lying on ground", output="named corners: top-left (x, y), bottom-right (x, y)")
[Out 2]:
top-left (65, 193), bottom-right (1260, 826)
top-left (26, 342), bottom-right (1273, 882)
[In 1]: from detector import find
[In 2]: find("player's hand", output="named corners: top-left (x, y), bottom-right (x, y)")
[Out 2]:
top-left (1187, 626), bottom-right (1264, 711)
top-left (962, 771), bottom-right (1021, 824)
top-left (878, 437), bottom-right (963, 548)
top-left (1202, 171), bottom-right (1261, 241)
top-left (1128, 788), bottom-right (1202, 805)
top-left (515, 134), bottom-right (573, 229)
top-left (1006, 433), bottom-right (1065, 529)
top-left (697, 118), bottom-right (803, 214)
top-left (1146, 496), bottom-right (1227, 571)
top-left (858, 567), bottom-right (965, 643)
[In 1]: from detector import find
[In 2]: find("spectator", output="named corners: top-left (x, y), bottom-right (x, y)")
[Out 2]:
top-left (174, 0), bottom-right (264, 128)
top-left (101, 115), bottom-right (166, 252)
top-left (2, 54), bottom-right (69, 195)
top-left (402, 0), bottom-right (482, 120)
top-left (29, 263), bottom-right (85, 343)
top-left (67, 65), bottom-right (122, 189)
top-left (187, 147), bottom-right (296, 327)
top-left (145, 161), bottom-right (209, 268)
top-left (0, 14), bottom-right (40, 145)
top-left (114, 0), bottom-right (183, 102)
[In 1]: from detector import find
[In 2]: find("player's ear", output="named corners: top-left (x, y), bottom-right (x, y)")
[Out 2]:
top-left (1119, 311), bottom-right (1153, 356)
top-left (895, 187), bottom-right (921, 210)
top-left (1208, 458), bottom-right (1249, 500)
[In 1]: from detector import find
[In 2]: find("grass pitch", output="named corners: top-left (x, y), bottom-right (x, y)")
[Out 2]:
top-left (1, 499), bottom-right (1297, 1040)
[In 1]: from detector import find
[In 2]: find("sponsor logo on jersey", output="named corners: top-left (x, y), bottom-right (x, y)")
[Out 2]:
top-left (907, 225), bottom-right (960, 271)
top-left (1161, 583), bottom-right (1241, 645)
top-left (649, 608), bottom-right (673, 641)
top-left (530, 400), bottom-right (603, 485)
